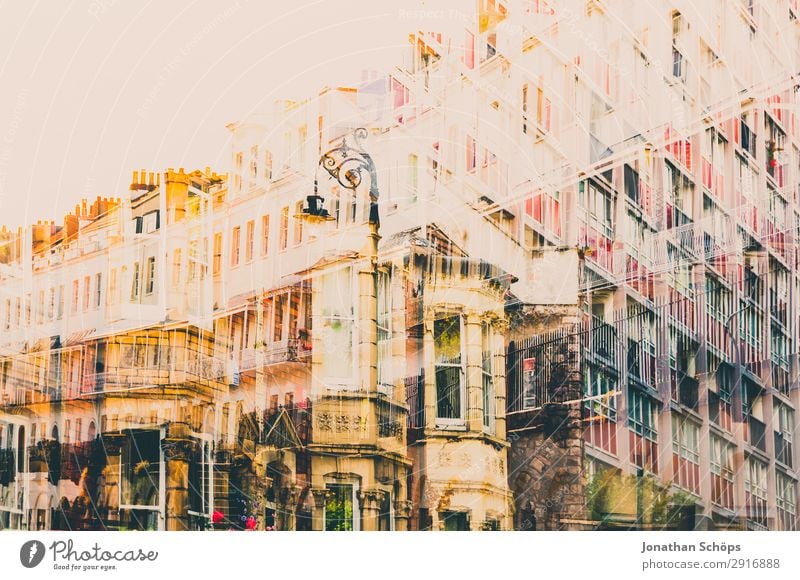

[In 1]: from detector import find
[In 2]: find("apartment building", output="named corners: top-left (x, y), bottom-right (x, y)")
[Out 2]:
top-left (1, 0), bottom-right (800, 531)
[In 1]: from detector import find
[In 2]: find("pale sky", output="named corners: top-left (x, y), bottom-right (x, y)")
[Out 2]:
top-left (0, 0), bottom-right (471, 228)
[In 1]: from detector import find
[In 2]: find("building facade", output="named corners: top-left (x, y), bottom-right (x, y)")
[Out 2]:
top-left (2, 0), bottom-right (800, 531)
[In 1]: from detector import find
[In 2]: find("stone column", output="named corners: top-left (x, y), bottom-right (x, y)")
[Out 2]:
top-left (359, 489), bottom-right (382, 531)
top-left (161, 422), bottom-right (197, 531)
top-left (93, 433), bottom-right (126, 529)
top-left (394, 499), bottom-right (413, 531)
top-left (464, 311), bottom-right (483, 431)
top-left (492, 318), bottom-right (509, 440)
top-left (212, 447), bottom-right (232, 530)
top-left (423, 315), bottom-right (437, 430)
top-left (358, 223), bottom-right (380, 395)
top-left (310, 488), bottom-right (331, 531)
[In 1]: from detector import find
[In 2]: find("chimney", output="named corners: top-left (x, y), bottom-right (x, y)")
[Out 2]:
top-left (165, 168), bottom-right (190, 225)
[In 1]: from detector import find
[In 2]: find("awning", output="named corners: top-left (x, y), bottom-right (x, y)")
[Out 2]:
top-left (63, 328), bottom-right (96, 346)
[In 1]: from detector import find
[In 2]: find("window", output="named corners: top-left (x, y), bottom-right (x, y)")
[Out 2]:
top-left (320, 267), bottom-right (355, 382)
top-left (172, 250), bottom-right (182, 286)
top-left (213, 233), bottom-right (222, 275)
top-left (231, 226), bottom-right (241, 266)
top-left (582, 180), bottom-right (614, 229)
top-left (482, 323), bottom-right (494, 433)
top-left (377, 270), bottom-right (392, 394)
top-left (82, 277), bottom-right (90, 311)
top-left (584, 366), bottom-right (617, 421)
top-left (264, 150), bottom-right (273, 181)
top-left (108, 269), bottom-right (117, 306)
top-left (273, 294), bottom-right (286, 342)
top-left (261, 215), bottom-right (270, 256)
top-left (293, 202), bottom-right (303, 246)
top-left (774, 403), bottom-right (794, 467)
top-left (234, 153), bottom-right (243, 192)
top-left (441, 510), bottom-right (470, 531)
top-left (776, 472), bottom-right (797, 531)
top-left (672, 47), bottom-right (684, 80)
top-left (434, 315), bottom-right (464, 423)
top-left (56, 286), bottom-right (64, 319)
top-left (325, 483), bottom-right (358, 531)
top-left (142, 211), bottom-right (158, 233)
top-left (279, 207), bottom-right (289, 251)
top-left (710, 435), bottom-right (734, 511)
top-left (466, 135), bottom-right (476, 172)
top-left (536, 87), bottom-right (551, 132)
top-left (131, 262), bottom-right (140, 300)
top-left (120, 430), bottom-right (160, 511)
top-left (408, 153), bottom-right (418, 199)
top-left (25, 293), bottom-right (31, 325)
top-left (35, 290), bottom-right (43, 324)
top-left (95, 273), bottom-right (102, 307)
top-left (745, 458), bottom-right (768, 529)
top-left (245, 220), bottom-right (255, 262)
top-left (48, 288), bottom-right (55, 320)
top-left (249, 146), bottom-right (258, 181)
top-left (145, 257), bottom-right (156, 295)
top-left (628, 388), bottom-right (656, 441)
top-left (672, 414), bottom-right (700, 493)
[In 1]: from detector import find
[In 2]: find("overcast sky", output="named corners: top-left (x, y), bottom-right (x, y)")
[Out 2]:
top-left (0, 0), bottom-right (469, 228)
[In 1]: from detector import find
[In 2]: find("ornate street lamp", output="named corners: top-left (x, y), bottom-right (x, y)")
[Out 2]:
top-left (304, 127), bottom-right (380, 226)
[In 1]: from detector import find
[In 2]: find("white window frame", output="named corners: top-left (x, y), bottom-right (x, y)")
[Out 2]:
top-left (481, 322), bottom-right (495, 434)
top-left (434, 313), bottom-right (466, 428)
top-left (323, 478), bottom-right (360, 532)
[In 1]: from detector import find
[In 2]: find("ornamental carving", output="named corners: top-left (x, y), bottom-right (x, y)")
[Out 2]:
top-left (161, 438), bottom-right (198, 462)
top-left (316, 413), bottom-right (368, 434)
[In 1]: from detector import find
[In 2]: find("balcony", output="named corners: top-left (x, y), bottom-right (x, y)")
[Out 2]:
top-left (746, 415), bottom-right (767, 453)
top-left (237, 336), bottom-right (312, 373)
top-left (81, 349), bottom-right (227, 394)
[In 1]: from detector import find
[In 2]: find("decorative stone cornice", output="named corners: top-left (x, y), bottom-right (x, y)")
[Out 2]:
top-left (161, 438), bottom-right (198, 462)
top-left (394, 500), bottom-right (413, 518)
top-left (310, 488), bottom-right (333, 509)
top-left (359, 489), bottom-right (384, 510)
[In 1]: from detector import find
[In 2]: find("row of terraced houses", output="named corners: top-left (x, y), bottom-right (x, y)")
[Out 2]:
top-left (1, 0), bottom-right (800, 531)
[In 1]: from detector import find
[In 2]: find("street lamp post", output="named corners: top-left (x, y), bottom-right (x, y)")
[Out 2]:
top-left (305, 127), bottom-right (382, 394)
top-left (302, 129), bottom-right (388, 530)
top-left (304, 127), bottom-right (380, 227)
